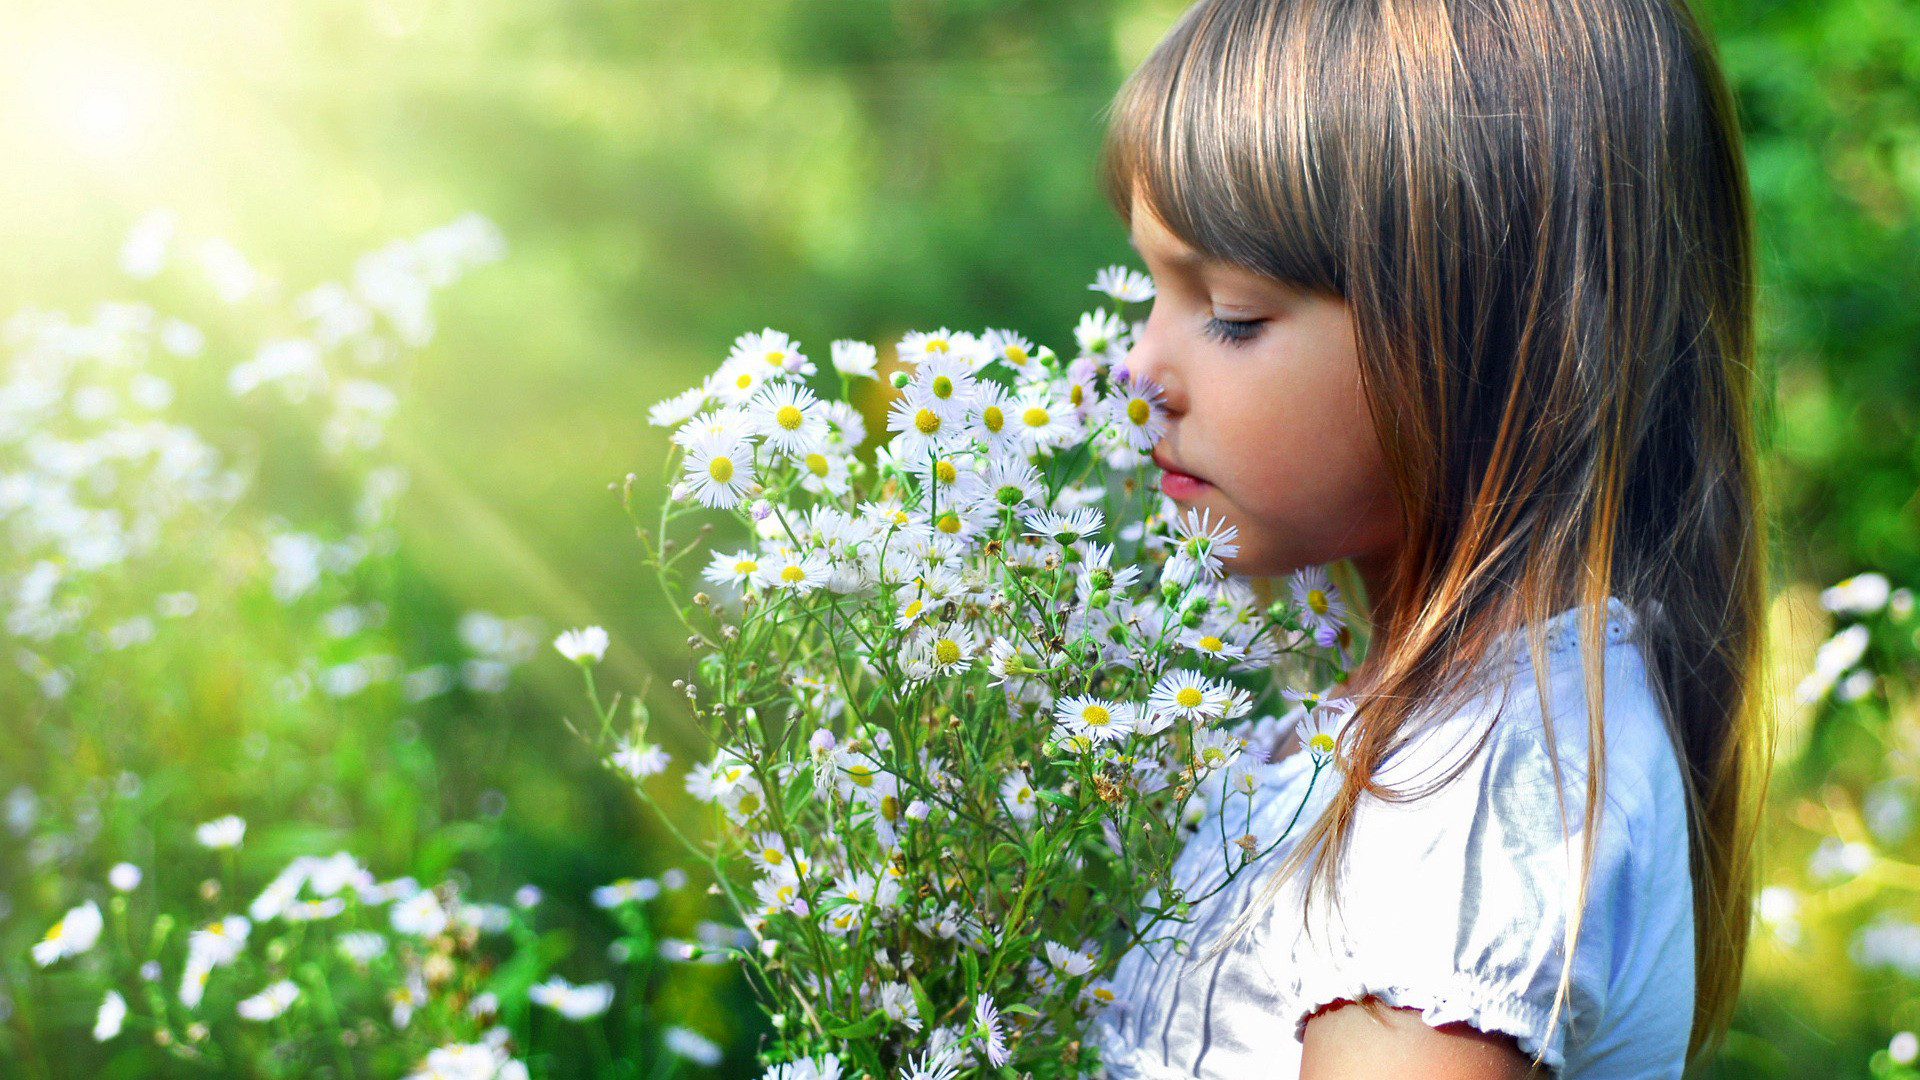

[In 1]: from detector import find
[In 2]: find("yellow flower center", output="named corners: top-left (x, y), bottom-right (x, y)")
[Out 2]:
top-left (1069, 384), bottom-right (1084, 407)
top-left (736, 790), bottom-right (762, 815)
top-left (763, 848), bottom-right (784, 864)
top-left (914, 408), bottom-right (941, 435)
top-left (1197, 635), bottom-right (1223, 652)
top-left (902, 599), bottom-right (923, 619)
top-left (775, 404), bottom-right (804, 430)
top-left (733, 560), bottom-right (757, 575)
top-left (1201, 747), bottom-right (1226, 767)
top-left (780, 565), bottom-right (806, 584)
top-left (1308, 589), bottom-right (1329, 615)
top-left (880, 794), bottom-right (900, 821)
top-left (1022, 406), bottom-right (1049, 428)
top-left (1175, 686), bottom-right (1204, 708)
top-left (928, 338), bottom-right (949, 353)
top-left (707, 456), bottom-right (734, 483)
top-left (734, 373), bottom-right (753, 390)
top-left (1127, 398), bottom-right (1151, 425)
top-left (763, 350), bottom-right (785, 367)
top-left (1081, 705), bottom-right (1111, 727)
top-left (44, 920), bottom-right (63, 941)
top-left (935, 512), bottom-right (961, 534)
top-left (1309, 733), bottom-right (1335, 754)
top-left (805, 453), bottom-right (830, 478)
top-left (931, 375), bottom-right (954, 399)
top-left (1005, 345), bottom-right (1028, 365)
top-left (848, 765), bottom-right (874, 788)
top-left (934, 638), bottom-right (961, 666)
top-left (982, 405), bottom-right (1004, 433)
top-left (934, 460), bottom-right (957, 485)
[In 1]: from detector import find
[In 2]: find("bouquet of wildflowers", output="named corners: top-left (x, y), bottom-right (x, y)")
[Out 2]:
top-left (570, 267), bottom-right (1357, 1077)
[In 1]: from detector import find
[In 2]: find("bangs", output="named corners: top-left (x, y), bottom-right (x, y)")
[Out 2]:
top-left (1098, 0), bottom-right (1350, 296)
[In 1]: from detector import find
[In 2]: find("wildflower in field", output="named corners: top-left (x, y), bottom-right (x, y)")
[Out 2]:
top-left (764, 1054), bottom-right (844, 1080)
top-left (1044, 940), bottom-right (1098, 978)
top-left (1090, 265), bottom-right (1155, 304)
top-left (609, 737), bottom-right (670, 779)
top-left (93, 990), bottom-right (126, 1041)
top-left (236, 979), bottom-right (300, 1022)
top-left (750, 381), bottom-right (829, 458)
top-left (703, 548), bottom-right (764, 590)
top-left (982, 327), bottom-right (1037, 372)
top-left (531, 976), bottom-right (615, 1020)
top-left (1025, 507), bottom-right (1104, 547)
top-left (680, 432), bottom-right (757, 510)
top-left (1165, 508), bottom-right (1240, 586)
top-left (1288, 565), bottom-right (1347, 646)
top-left (974, 993), bottom-right (1011, 1067)
top-left (1107, 377), bottom-right (1168, 454)
top-left (405, 1041), bottom-right (528, 1080)
top-left (686, 753), bottom-right (754, 801)
top-left (391, 891), bottom-right (450, 937)
top-left (762, 551), bottom-right (831, 594)
top-left (900, 1044), bottom-right (963, 1080)
top-left (797, 448), bottom-right (852, 496)
top-left (109, 863), bottom-right (142, 891)
top-left (552, 625), bottom-right (608, 664)
top-left (1148, 670), bottom-right (1232, 725)
top-left (592, 878), bottom-right (661, 908)
top-left (885, 390), bottom-right (962, 463)
top-left (664, 1026), bottom-right (725, 1066)
top-left (1011, 385), bottom-right (1074, 451)
top-left (728, 327), bottom-right (814, 378)
top-left (648, 385), bottom-right (710, 428)
top-left (337, 931), bottom-right (388, 966)
top-left (1053, 695), bottom-right (1137, 745)
top-left (1192, 729), bottom-right (1246, 773)
top-left (1074, 309), bottom-right (1130, 363)
top-left (195, 814), bottom-right (246, 849)
top-left (999, 771), bottom-right (1040, 823)
top-left (1179, 627), bottom-right (1249, 663)
top-left (830, 338), bottom-right (879, 380)
top-left (32, 900), bottom-right (103, 966)
top-left (1300, 698), bottom-right (1358, 768)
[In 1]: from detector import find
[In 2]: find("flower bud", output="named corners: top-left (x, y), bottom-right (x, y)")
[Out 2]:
top-left (889, 371), bottom-right (911, 389)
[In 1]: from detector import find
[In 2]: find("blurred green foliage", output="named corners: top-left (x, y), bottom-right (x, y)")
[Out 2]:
top-left (0, 0), bottom-right (1915, 1075)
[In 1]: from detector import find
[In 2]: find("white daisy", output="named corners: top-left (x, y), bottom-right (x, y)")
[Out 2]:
top-left (796, 449), bottom-right (852, 496)
top-left (1148, 670), bottom-right (1232, 724)
top-left (973, 994), bottom-right (1011, 1067)
top-left (909, 353), bottom-right (978, 420)
top-left (1179, 627), bottom-right (1249, 663)
top-left (830, 338), bottom-right (880, 379)
top-left (610, 738), bottom-right (670, 779)
top-left (1089, 265), bottom-right (1156, 304)
top-left (1191, 728), bottom-right (1246, 772)
top-left (761, 551), bottom-right (831, 595)
top-left (1288, 565), bottom-right (1348, 646)
top-left (982, 328), bottom-right (1037, 372)
top-left (531, 977), bottom-right (615, 1020)
top-left (1025, 507), bottom-right (1104, 546)
top-left (1011, 385), bottom-right (1074, 451)
top-left (680, 433), bottom-right (757, 509)
top-left (976, 456), bottom-right (1045, 514)
top-left (1052, 695), bottom-right (1136, 744)
top-left (1165, 507), bottom-right (1240, 585)
top-left (727, 327), bottom-right (814, 377)
top-left (236, 979), bottom-right (300, 1022)
top-left (552, 626), bottom-right (608, 664)
top-left (195, 815), bottom-right (247, 850)
top-left (706, 357), bottom-right (774, 405)
top-left (1107, 377), bottom-right (1168, 453)
top-left (32, 900), bottom-right (103, 967)
top-left (93, 989), bottom-right (127, 1042)
top-left (1043, 940), bottom-right (1098, 977)
top-left (1076, 542), bottom-right (1142, 601)
top-left (999, 771), bottom-right (1039, 822)
top-left (648, 385), bottom-right (710, 427)
top-left (1074, 308), bottom-right (1131, 361)
top-left (671, 406), bottom-right (752, 448)
top-left (1301, 698), bottom-right (1358, 767)
top-left (897, 328), bottom-right (982, 370)
top-left (749, 382), bottom-right (829, 458)
top-left (703, 549), bottom-right (764, 589)
top-left (969, 381), bottom-right (1019, 455)
top-left (884, 390), bottom-right (962, 463)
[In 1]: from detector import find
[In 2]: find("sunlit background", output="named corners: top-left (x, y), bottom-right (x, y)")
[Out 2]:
top-left (0, 0), bottom-right (1916, 1075)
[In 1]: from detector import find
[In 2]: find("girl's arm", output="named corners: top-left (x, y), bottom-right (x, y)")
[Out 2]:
top-left (1299, 996), bottom-right (1548, 1079)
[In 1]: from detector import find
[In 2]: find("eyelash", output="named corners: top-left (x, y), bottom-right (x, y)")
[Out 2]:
top-left (1203, 316), bottom-right (1264, 346)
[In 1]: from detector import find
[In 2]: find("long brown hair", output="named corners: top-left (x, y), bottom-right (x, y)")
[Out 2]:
top-left (1100, 0), bottom-right (1772, 1070)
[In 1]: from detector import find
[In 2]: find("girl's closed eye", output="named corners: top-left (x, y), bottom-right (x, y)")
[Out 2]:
top-left (1203, 314), bottom-right (1265, 346)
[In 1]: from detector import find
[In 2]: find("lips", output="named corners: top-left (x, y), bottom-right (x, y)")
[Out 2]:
top-left (1152, 448), bottom-right (1213, 501)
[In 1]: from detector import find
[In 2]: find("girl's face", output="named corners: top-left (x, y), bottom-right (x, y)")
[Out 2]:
top-left (1123, 194), bottom-right (1404, 584)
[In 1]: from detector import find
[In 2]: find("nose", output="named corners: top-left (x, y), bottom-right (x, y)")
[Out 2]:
top-left (1122, 300), bottom-right (1183, 416)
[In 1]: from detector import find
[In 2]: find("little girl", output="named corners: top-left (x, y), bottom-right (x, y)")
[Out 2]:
top-left (1092, 1), bottom-right (1769, 1077)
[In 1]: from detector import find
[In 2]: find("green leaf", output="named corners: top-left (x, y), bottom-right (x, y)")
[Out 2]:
top-left (827, 1008), bottom-right (888, 1039)
top-left (1036, 789), bottom-right (1075, 809)
top-left (907, 972), bottom-right (937, 1032)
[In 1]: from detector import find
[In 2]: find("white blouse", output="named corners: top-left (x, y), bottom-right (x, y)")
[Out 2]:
top-left (1095, 597), bottom-right (1694, 1079)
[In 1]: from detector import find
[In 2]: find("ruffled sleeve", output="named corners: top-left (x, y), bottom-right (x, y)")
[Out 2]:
top-left (1264, 662), bottom-right (1660, 1076)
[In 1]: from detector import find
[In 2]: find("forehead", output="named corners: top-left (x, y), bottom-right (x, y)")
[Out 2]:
top-left (1126, 194), bottom-right (1206, 270)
